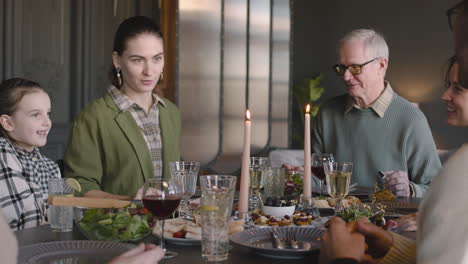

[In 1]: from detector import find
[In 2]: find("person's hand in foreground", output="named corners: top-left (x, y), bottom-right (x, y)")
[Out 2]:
top-left (383, 170), bottom-right (411, 197)
top-left (319, 217), bottom-right (366, 264)
top-left (354, 217), bottom-right (394, 261)
top-left (109, 243), bottom-right (164, 264)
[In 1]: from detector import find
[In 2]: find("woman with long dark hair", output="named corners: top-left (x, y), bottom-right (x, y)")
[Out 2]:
top-left (64, 16), bottom-right (180, 199)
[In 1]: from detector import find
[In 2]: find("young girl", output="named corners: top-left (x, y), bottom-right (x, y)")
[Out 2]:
top-left (0, 78), bottom-right (60, 230)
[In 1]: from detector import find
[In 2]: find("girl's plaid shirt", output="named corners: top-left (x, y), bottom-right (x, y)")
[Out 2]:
top-left (0, 137), bottom-right (60, 230)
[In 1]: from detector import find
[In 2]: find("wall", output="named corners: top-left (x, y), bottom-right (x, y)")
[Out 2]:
top-left (178, 0), bottom-right (290, 174)
top-left (292, 0), bottom-right (468, 150)
top-left (0, 0), bottom-right (159, 161)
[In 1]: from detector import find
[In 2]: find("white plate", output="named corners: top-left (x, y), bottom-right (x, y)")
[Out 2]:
top-left (164, 236), bottom-right (201, 245)
top-left (18, 240), bottom-right (134, 264)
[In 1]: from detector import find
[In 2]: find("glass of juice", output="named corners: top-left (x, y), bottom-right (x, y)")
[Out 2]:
top-left (249, 157), bottom-right (269, 211)
top-left (324, 162), bottom-right (353, 213)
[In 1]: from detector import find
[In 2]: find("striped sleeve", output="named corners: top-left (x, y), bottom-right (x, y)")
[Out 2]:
top-left (380, 232), bottom-right (416, 264)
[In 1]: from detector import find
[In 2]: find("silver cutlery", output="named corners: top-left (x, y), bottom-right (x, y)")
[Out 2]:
top-left (287, 231), bottom-right (299, 249)
top-left (271, 229), bottom-right (284, 249)
top-left (272, 230), bottom-right (313, 250)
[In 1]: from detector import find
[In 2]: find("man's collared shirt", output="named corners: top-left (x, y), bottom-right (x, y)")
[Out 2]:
top-left (109, 86), bottom-right (165, 180)
top-left (345, 82), bottom-right (394, 117)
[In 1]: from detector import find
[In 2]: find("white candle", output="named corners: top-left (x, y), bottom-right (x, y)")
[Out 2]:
top-left (303, 104), bottom-right (312, 198)
top-left (239, 109), bottom-right (251, 217)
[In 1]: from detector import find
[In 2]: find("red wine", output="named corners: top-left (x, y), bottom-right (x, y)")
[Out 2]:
top-left (143, 195), bottom-right (181, 219)
top-left (312, 165), bottom-right (326, 181)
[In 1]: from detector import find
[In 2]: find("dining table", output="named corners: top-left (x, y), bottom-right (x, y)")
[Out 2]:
top-left (15, 224), bottom-right (320, 263)
top-left (15, 191), bottom-right (420, 264)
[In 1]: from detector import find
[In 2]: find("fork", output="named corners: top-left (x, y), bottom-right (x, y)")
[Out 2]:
top-left (291, 234), bottom-right (299, 249)
top-left (288, 232), bottom-right (299, 249)
top-left (271, 229), bottom-right (284, 249)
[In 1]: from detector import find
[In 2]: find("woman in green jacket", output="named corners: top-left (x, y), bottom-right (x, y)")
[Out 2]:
top-left (64, 16), bottom-right (180, 199)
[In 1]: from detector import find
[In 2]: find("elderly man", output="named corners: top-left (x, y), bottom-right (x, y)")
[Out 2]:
top-left (312, 29), bottom-right (441, 198)
top-left (320, 2), bottom-right (468, 264)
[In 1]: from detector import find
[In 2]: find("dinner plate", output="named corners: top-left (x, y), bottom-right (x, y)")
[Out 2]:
top-left (375, 201), bottom-right (418, 209)
top-left (230, 226), bottom-right (323, 259)
top-left (164, 236), bottom-right (201, 245)
top-left (18, 240), bottom-right (134, 264)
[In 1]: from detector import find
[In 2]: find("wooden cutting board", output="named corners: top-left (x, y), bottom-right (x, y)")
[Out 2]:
top-left (48, 196), bottom-right (131, 208)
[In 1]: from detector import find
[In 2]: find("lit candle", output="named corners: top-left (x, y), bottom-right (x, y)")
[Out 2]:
top-left (303, 104), bottom-right (312, 199)
top-left (238, 109), bottom-right (251, 217)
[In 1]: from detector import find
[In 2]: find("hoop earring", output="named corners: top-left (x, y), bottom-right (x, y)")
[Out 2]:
top-left (116, 68), bottom-right (122, 87)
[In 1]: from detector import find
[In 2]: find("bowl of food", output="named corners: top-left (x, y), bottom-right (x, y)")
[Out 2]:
top-left (261, 197), bottom-right (296, 219)
top-left (74, 205), bottom-right (153, 242)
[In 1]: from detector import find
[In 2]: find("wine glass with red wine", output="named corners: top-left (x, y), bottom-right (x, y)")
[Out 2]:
top-left (311, 153), bottom-right (335, 196)
top-left (142, 178), bottom-right (182, 258)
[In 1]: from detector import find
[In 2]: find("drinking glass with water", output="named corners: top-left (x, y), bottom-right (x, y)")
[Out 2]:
top-left (48, 178), bottom-right (75, 232)
top-left (200, 175), bottom-right (237, 262)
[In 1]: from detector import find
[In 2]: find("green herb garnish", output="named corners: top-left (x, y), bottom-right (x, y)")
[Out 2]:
top-left (336, 205), bottom-right (375, 222)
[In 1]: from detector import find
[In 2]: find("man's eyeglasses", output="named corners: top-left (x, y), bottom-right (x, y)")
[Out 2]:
top-left (447, 1), bottom-right (465, 30)
top-left (332, 58), bottom-right (379, 76)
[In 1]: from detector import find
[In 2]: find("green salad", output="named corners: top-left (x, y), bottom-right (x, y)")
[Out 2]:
top-left (336, 205), bottom-right (375, 222)
top-left (336, 204), bottom-right (385, 226)
top-left (78, 206), bottom-right (153, 241)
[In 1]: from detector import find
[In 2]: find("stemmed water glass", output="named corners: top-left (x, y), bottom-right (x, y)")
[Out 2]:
top-left (311, 153), bottom-right (335, 196)
top-left (323, 162), bottom-right (353, 213)
top-left (142, 178), bottom-right (182, 258)
top-left (169, 161), bottom-right (200, 220)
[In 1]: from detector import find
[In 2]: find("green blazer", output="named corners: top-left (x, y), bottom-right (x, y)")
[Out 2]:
top-left (64, 94), bottom-right (180, 196)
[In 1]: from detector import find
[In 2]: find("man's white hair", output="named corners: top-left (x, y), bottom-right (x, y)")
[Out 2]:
top-left (337, 29), bottom-right (389, 60)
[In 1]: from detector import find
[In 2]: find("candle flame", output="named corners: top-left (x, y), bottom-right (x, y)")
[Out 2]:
top-left (246, 109), bottom-right (251, 121)
top-left (306, 104), bottom-right (311, 113)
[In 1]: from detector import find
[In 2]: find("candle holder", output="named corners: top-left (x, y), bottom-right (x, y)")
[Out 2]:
top-left (234, 211), bottom-right (255, 229)
top-left (297, 194), bottom-right (320, 217)
top-left (248, 157), bottom-right (269, 212)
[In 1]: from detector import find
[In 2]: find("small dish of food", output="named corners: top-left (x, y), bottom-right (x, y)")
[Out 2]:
top-left (252, 210), bottom-right (317, 227)
top-left (261, 197), bottom-right (297, 219)
top-left (153, 218), bottom-right (201, 245)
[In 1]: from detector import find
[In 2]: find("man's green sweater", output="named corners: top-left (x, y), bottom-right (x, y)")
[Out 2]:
top-left (312, 93), bottom-right (441, 197)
